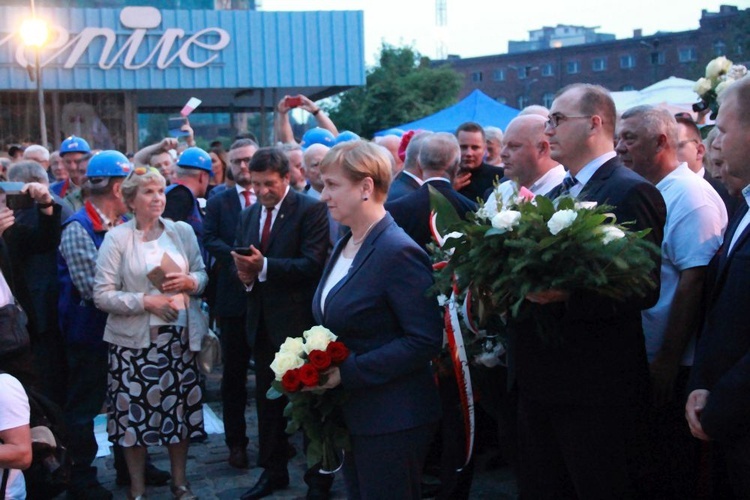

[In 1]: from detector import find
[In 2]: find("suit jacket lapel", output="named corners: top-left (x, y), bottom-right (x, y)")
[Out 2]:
top-left (265, 191), bottom-right (297, 254)
top-left (247, 204), bottom-right (261, 247)
top-left (714, 204), bottom-right (750, 289)
top-left (319, 215), bottom-right (391, 323)
top-left (578, 159), bottom-right (617, 202)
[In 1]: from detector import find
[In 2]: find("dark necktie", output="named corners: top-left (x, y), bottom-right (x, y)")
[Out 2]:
top-left (242, 190), bottom-right (252, 208)
top-left (559, 175), bottom-right (578, 196)
top-left (260, 207), bottom-right (273, 254)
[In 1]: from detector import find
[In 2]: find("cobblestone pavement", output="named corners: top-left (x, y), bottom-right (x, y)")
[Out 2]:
top-left (87, 369), bottom-right (519, 499)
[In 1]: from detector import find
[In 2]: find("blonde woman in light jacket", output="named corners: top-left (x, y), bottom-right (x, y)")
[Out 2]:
top-left (94, 167), bottom-right (208, 500)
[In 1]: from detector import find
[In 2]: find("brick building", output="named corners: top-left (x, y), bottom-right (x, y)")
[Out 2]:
top-left (440, 5), bottom-right (749, 109)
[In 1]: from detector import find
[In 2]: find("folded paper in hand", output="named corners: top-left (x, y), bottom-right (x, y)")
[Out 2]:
top-left (146, 253), bottom-right (182, 293)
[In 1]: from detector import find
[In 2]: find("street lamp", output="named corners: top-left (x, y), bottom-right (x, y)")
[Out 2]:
top-left (19, 2), bottom-right (49, 148)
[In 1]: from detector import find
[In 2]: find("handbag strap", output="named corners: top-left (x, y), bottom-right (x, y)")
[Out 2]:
top-left (1, 466), bottom-right (9, 500)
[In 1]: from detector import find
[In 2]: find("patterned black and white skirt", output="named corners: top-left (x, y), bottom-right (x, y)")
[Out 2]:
top-left (107, 325), bottom-right (205, 447)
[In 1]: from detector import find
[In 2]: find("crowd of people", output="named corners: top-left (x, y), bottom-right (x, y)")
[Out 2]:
top-left (0, 79), bottom-right (749, 500)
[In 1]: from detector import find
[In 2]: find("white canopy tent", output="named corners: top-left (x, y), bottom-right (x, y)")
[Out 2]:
top-left (610, 76), bottom-right (702, 117)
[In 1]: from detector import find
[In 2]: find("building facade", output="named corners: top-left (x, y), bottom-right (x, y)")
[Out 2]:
top-left (0, 2), bottom-right (363, 151)
top-left (441, 5), bottom-right (748, 110)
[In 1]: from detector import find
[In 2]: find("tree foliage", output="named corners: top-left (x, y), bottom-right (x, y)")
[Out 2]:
top-left (326, 44), bottom-right (463, 138)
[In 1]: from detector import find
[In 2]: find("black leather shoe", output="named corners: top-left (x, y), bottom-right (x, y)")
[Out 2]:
top-left (306, 483), bottom-right (331, 500)
top-left (228, 445), bottom-right (249, 469)
top-left (240, 470), bottom-right (289, 500)
top-left (115, 463), bottom-right (171, 486)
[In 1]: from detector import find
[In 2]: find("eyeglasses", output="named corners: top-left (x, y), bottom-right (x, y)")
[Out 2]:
top-left (674, 112), bottom-right (695, 121)
top-left (230, 157), bottom-right (252, 167)
top-left (546, 113), bottom-right (593, 129)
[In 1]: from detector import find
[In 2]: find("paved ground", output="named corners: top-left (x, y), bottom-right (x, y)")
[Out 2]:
top-left (89, 368), bottom-right (519, 499)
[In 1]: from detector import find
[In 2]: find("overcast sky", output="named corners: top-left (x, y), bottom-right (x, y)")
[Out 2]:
top-left (261, 0), bottom-right (750, 64)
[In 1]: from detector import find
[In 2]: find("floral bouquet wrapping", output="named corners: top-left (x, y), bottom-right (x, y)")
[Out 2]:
top-left (431, 187), bottom-right (659, 339)
top-left (266, 326), bottom-right (351, 473)
top-left (693, 56), bottom-right (748, 119)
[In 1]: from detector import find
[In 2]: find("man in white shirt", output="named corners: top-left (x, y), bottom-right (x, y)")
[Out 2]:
top-left (616, 105), bottom-right (727, 498)
top-left (487, 115), bottom-right (565, 206)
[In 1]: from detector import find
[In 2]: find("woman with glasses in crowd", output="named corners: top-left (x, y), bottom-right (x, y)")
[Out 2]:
top-left (94, 166), bottom-right (208, 500)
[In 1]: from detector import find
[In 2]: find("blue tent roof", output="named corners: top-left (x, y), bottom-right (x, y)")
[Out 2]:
top-left (377, 89), bottom-right (520, 135)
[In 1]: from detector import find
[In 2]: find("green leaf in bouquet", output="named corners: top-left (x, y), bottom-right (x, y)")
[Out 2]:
top-left (554, 196), bottom-right (576, 211)
top-left (306, 440), bottom-right (323, 469)
top-left (428, 185), bottom-right (463, 234)
top-left (267, 383), bottom-right (284, 400)
top-left (283, 401), bottom-right (294, 418)
top-left (485, 227), bottom-right (509, 237)
top-left (285, 419), bottom-right (301, 434)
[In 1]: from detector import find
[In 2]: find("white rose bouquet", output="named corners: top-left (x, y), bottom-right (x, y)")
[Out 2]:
top-left (266, 326), bottom-right (351, 473)
top-left (694, 56), bottom-right (748, 119)
top-left (430, 187), bottom-right (659, 332)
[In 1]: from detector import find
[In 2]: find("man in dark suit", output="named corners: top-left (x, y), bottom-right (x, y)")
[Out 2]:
top-left (452, 122), bottom-right (505, 202)
top-left (232, 148), bottom-right (330, 500)
top-left (509, 84), bottom-right (666, 499)
top-left (686, 77), bottom-right (750, 498)
top-left (675, 114), bottom-right (740, 219)
top-left (202, 138), bottom-right (258, 469)
top-left (387, 132), bottom-right (476, 249)
top-left (387, 131), bottom-right (430, 202)
top-left (386, 132), bottom-right (477, 499)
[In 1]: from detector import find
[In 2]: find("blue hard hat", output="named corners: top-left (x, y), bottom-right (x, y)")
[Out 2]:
top-left (301, 127), bottom-right (335, 150)
top-left (60, 135), bottom-right (91, 156)
top-left (334, 130), bottom-right (361, 145)
top-left (177, 147), bottom-right (213, 175)
top-left (87, 150), bottom-right (131, 177)
top-left (378, 128), bottom-right (405, 138)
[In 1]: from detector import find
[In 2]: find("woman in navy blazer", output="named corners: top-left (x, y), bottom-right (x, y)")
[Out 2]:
top-left (312, 141), bottom-right (443, 499)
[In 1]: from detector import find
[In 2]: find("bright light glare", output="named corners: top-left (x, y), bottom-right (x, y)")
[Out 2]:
top-left (19, 17), bottom-right (49, 48)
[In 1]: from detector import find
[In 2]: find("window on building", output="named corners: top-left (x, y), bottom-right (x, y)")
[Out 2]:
top-left (471, 71), bottom-right (483, 82)
top-left (517, 66), bottom-right (528, 79)
top-left (566, 60), bottom-right (580, 74)
top-left (542, 92), bottom-right (555, 108)
top-left (621, 84), bottom-right (636, 91)
top-left (651, 51), bottom-right (665, 65)
top-left (493, 69), bottom-right (505, 81)
top-left (714, 41), bottom-right (727, 56)
top-left (592, 57), bottom-right (607, 72)
top-left (541, 64), bottom-right (554, 77)
top-left (679, 47), bottom-right (697, 63)
top-left (517, 96), bottom-right (530, 109)
top-left (496, 96), bottom-right (507, 105)
top-left (620, 55), bottom-right (635, 69)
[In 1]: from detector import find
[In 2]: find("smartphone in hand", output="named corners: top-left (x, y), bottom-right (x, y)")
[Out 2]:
top-left (285, 96), bottom-right (302, 108)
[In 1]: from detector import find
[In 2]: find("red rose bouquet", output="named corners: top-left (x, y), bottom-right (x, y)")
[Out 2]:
top-left (267, 325), bottom-right (351, 472)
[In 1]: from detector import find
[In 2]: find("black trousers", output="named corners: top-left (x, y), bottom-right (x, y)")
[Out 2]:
top-left (254, 324), bottom-right (289, 477)
top-left (517, 396), bottom-right (635, 500)
top-left (344, 423), bottom-right (436, 500)
top-left (218, 314), bottom-right (252, 448)
top-left (64, 342), bottom-right (109, 489)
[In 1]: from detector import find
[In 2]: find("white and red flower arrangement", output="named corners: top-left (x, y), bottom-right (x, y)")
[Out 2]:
top-left (267, 326), bottom-right (351, 472)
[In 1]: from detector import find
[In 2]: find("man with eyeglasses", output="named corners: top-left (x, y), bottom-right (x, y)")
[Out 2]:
top-left (203, 138), bottom-right (259, 469)
top-left (51, 136), bottom-right (92, 211)
top-left (675, 114), bottom-right (739, 218)
top-left (508, 83), bottom-right (666, 499)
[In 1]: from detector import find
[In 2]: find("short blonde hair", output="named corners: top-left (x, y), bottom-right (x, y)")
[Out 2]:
top-left (319, 141), bottom-right (391, 201)
top-left (121, 167), bottom-right (166, 207)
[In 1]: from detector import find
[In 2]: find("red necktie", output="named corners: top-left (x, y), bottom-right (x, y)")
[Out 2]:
top-left (260, 207), bottom-right (273, 253)
top-left (242, 190), bottom-right (252, 208)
